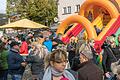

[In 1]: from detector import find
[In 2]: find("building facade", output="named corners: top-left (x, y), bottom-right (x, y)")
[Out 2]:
top-left (57, 0), bottom-right (86, 22)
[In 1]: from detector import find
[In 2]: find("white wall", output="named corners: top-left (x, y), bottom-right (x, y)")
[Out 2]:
top-left (58, 0), bottom-right (86, 22)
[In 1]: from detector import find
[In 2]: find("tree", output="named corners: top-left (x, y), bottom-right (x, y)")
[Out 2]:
top-left (7, 0), bottom-right (57, 26)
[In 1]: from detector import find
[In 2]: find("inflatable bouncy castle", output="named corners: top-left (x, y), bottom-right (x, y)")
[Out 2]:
top-left (56, 0), bottom-right (120, 51)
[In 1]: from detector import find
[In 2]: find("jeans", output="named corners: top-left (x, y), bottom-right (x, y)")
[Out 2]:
top-left (0, 70), bottom-right (8, 80)
top-left (11, 74), bottom-right (22, 80)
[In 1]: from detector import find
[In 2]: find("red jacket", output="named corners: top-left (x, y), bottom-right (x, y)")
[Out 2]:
top-left (20, 41), bottom-right (28, 55)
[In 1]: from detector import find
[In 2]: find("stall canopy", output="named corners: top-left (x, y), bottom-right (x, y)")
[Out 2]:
top-left (0, 19), bottom-right (48, 29)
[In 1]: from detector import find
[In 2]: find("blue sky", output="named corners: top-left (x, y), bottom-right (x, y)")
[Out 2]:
top-left (0, 0), bottom-right (6, 14)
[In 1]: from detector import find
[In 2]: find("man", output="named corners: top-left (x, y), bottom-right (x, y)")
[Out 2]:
top-left (67, 37), bottom-right (77, 67)
top-left (77, 49), bottom-right (104, 80)
top-left (8, 41), bottom-right (26, 80)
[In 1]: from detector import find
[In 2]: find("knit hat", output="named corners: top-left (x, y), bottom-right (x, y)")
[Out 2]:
top-left (80, 50), bottom-right (93, 59)
top-left (80, 53), bottom-right (93, 59)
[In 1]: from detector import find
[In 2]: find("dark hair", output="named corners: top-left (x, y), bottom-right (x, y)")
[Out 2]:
top-left (39, 35), bottom-right (43, 38)
top-left (21, 37), bottom-right (26, 41)
top-left (111, 34), bottom-right (116, 37)
top-left (10, 41), bottom-right (19, 48)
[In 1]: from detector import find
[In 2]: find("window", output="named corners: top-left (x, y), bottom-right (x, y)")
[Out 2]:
top-left (68, 6), bottom-right (71, 14)
top-left (76, 5), bottom-right (80, 13)
top-left (63, 6), bottom-right (71, 15)
top-left (63, 7), bottom-right (67, 14)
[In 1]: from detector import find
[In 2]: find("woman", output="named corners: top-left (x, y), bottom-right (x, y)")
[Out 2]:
top-left (43, 49), bottom-right (76, 80)
top-left (26, 42), bottom-right (47, 80)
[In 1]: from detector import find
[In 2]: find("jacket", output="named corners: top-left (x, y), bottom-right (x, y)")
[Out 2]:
top-left (26, 52), bottom-right (44, 75)
top-left (77, 60), bottom-right (103, 80)
top-left (102, 46), bottom-right (117, 73)
top-left (8, 49), bottom-right (25, 75)
top-left (0, 50), bottom-right (8, 70)
top-left (43, 40), bottom-right (52, 52)
top-left (20, 41), bottom-right (28, 55)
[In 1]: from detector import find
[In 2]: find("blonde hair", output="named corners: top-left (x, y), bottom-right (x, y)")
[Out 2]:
top-left (44, 49), bottom-right (67, 69)
top-left (31, 42), bottom-right (47, 59)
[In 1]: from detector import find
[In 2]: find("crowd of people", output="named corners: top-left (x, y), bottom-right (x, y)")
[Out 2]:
top-left (0, 29), bottom-right (120, 80)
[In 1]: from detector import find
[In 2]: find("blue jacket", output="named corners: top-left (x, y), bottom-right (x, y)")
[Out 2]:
top-left (8, 49), bottom-right (25, 75)
top-left (43, 40), bottom-right (52, 52)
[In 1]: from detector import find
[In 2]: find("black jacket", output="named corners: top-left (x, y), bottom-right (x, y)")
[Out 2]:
top-left (102, 46), bottom-right (117, 73)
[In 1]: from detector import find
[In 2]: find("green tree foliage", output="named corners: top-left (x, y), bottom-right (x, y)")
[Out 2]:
top-left (7, 0), bottom-right (57, 26)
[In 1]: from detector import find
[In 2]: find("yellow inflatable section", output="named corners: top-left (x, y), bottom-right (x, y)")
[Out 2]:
top-left (96, 18), bottom-right (117, 40)
top-left (92, 14), bottom-right (103, 30)
top-left (83, 14), bottom-right (103, 41)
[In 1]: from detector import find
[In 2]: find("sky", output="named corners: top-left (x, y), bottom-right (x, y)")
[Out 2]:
top-left (0, 0), bottom-right (6, 14)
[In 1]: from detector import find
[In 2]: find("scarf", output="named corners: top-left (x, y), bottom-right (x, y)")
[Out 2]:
top-left (43, 66), bottom-right (75, 80)
top-left (51, 67), bottom-right (63, 77)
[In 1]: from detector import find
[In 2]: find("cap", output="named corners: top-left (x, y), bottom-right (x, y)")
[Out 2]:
top-left (10, 41), bottom-right (19, 47)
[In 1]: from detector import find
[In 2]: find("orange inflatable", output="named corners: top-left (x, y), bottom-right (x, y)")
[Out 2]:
top-left (56, 0), bottom-right (120, 44)
top-left (56, 15), bottom-right (97, 39)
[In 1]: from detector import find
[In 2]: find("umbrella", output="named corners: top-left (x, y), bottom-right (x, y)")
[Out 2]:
top-left (0, 19), bottom-right (48, 29)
